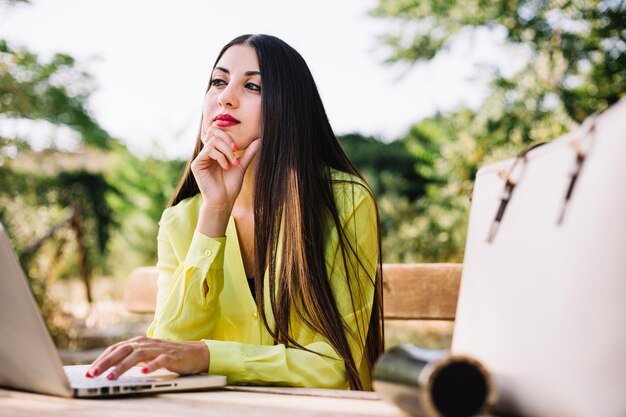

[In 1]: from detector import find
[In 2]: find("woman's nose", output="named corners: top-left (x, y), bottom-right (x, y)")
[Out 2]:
top-left (218, 85), bottom-right (239, 108)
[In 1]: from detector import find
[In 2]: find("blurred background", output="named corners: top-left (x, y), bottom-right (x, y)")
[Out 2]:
top-left (1, 0), bottom-right (624, 359)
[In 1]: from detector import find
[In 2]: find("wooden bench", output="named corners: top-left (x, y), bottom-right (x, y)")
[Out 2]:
top-left (124, 263), bottom-right (463, 320)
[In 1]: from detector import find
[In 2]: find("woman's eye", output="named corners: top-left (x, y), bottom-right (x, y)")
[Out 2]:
top-left (210, 78), bottom-right (226, 87)
top-left (246, 82), bottom-right (261, 92)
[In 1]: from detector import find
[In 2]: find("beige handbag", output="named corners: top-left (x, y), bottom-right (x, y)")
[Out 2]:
top-left (452, 100), bottom-right (626, 417)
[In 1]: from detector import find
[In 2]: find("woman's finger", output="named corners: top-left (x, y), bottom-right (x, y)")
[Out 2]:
top-left (87, 340), bottom-right (132, 377)
top-left (86, 345), bottom-right (119, 376)
top-left (207, 136), bottom-right (239, 166)
top-left (193, 140), bottom-right (229, 171)
top-left (105, 347), bottom-right (154, 380)
top-left (86, 336), bottom-right (148, 377)
top-left (191, 142), bottom-right (219, 174)
top-left (207, 147), bottom-right (231, 170)
top-left (141, 353), bottom-right (169, 375)
top-left (193, 137), bottom-right (238, 171)
top-left (88, 342), bottom-right (137, 378)
top-left (237, 138), bottom-right (261, 171)
top-left (204, 126), bottom-right (237, 152)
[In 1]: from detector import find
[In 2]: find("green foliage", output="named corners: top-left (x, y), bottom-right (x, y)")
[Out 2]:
top-left (55, 171), bottom-right (113, 247)
top-left (370, 0), bottom-right (625, 261)
top-left (105, 151), bottom-right (186, 269)
top-left (0, 39), bottom-right (113, 149)
top-left (0, 1), bottom-right (122, 341)
top-left (338, 132), bottom-right (465, 262)
top-left (1, 156), bottom-right (118, 275)
top-left (372, 0), bottom-right (625, 125)
top-left (373, 0), bottom-right (626, 124)
top-left (339, 133), bottom-right (427, 201)
top-left (0, 24), bottom-right (185, 317)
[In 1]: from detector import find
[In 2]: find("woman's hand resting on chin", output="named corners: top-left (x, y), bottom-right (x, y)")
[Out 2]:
top-left (191, 126), bottom-right (260, 237)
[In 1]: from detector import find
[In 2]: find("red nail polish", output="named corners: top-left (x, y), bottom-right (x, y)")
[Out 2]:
top-left (141, 367), bottom-right (149, 374)
top-left (225, 163), bottom-right (230, 170)
top-left (107, 373), bottom-right (115, 380)
top-left (93, 368), bottom-right (99, 376)
top-left (233, 159), bottom-right (239, 166)
top-left (85, 371), bottom-right (92, 378)
top-left (232, 143), bottom-right (238, 151)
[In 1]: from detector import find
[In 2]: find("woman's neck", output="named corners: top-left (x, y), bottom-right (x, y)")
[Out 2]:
top-left (233, 157), bottom-right (256, 212)
top-left (232, 157), bottom-right (257, 279)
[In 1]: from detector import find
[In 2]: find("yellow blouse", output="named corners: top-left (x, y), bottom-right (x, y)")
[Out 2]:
top-left (147, 170), bottom-right (379, 389)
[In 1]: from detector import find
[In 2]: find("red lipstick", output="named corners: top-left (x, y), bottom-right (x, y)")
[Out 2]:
top-left (214, 113), bottom-right (240, 127)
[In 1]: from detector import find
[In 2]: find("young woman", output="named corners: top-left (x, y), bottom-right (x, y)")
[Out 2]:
top-left (86, 34), bottom-right (384, 390)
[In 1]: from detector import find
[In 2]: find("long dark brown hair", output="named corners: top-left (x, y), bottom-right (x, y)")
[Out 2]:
top-left (169, 34), bottom-right (384, 390)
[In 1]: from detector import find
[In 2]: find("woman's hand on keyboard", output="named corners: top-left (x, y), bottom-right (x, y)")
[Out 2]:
top-left (85, 336), bottom-right (209, 380)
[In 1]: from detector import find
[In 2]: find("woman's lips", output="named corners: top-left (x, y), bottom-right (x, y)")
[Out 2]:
top-left (214, 113), bottom-right (240, 127)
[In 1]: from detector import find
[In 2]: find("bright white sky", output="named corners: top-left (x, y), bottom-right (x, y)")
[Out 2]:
top-left (0, 0), bottom-right (512, 159)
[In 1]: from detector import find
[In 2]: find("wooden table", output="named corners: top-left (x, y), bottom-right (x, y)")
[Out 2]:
top-left (0, 386), bottom-right (407, 417)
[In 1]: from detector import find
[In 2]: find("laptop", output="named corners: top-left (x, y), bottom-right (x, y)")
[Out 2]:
top-left (0, 222), bottom-right (226, 398)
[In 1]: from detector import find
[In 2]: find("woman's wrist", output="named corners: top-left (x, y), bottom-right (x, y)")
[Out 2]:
top-left (196, 203), bottom-right (231, 238)
top-left (191, 341), bottom-right (210, 374)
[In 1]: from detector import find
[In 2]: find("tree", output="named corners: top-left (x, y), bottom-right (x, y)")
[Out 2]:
top-left (0, 1), bottom-right (122, 341)
top-left (105, 151), bottom-right (186, 269)
top-left (338, 133), bottom-right (443, 262)
top-left (370, 0), bottom-right (625, 261)
top-left (372, 0), bottom-right (624, 124)
top-left (0, 40), bottom-right (114, 149)
top-left (339, 133), bottom-right (427, 201)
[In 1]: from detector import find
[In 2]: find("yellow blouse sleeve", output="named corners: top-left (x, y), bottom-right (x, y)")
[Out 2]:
top-left (206, 181), bottom-right (379, 389)
top-left (147, 199), bottom-right (227, 341)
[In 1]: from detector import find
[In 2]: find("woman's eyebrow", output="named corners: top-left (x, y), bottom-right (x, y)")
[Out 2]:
top-left (213, 67), bottom-right (260, 77)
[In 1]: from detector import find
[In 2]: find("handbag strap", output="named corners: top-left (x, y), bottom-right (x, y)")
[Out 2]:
top-left (486, 142), bottom-right (547, 243)
top-left (557, 115), bottom-right (598, 225)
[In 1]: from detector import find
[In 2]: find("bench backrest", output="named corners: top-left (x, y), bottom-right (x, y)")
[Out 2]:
top-left (382, 263), bottom-right (461, 320)
top-left (124, 263), bottom-right (463, 320)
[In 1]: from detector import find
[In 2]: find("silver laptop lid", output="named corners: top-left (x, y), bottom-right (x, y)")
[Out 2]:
top-left (0, 223), bottom-right (73, 397)
top-left (0, 223), bottom-right (227, 398)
